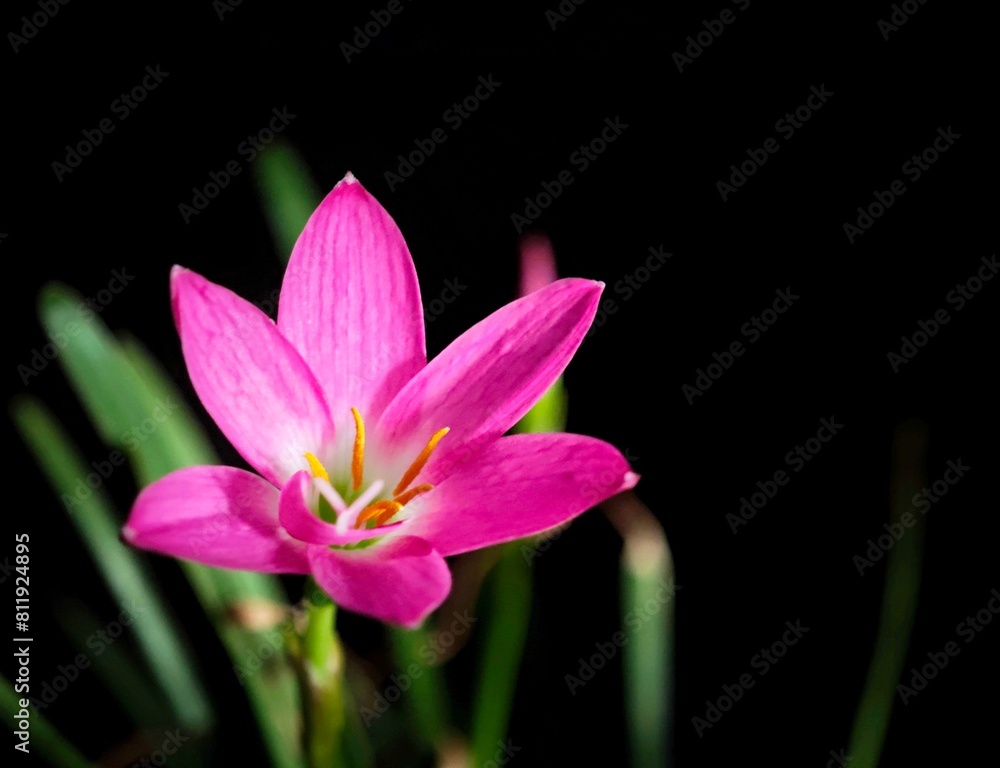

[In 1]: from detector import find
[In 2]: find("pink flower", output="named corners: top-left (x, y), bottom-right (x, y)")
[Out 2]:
top-left (123, 174), bottom-right (638, 627)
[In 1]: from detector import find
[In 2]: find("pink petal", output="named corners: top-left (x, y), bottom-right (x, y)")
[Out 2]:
top-left (278, 174), bottom-right (426, 436)
top-left (405, 434), bottom-right (638, 556)
top-left (307, 537), bottom-right (451, 628)
top-left (279, 471), bottom-right (403, 545)
top-left (518, 233), bottom-right (559, 296)
top-left (377, 279), bottom-right (603, 483)
top-left (172, 267), bottom-right (335, 487)
top-left (123, 466), bottom-right (310, 573)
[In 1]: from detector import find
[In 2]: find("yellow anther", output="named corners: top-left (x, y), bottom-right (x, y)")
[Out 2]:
top-left (354, 500), bottom-right (402, 529)
top-left (304, 452), bottom-right (329, 482)
top-left (394, 428), bottom-right (450, 496)
top-left (393, 483), bottom-right (433, 507)
top-left (351, 407), bottom-right (366, 491)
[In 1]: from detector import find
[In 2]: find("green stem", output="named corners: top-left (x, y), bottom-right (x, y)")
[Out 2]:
top-left (300, 586), bottom-right (346, 768)
top-left (469, 543), bottom-right (532, 766)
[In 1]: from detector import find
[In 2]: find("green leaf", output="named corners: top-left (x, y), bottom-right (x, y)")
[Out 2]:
top-left (254, 140), bottom-right (322, 261)
top-left (847, 421), bottom-right (927, 768)
top-left (620, 518), bottom-right (673, 768)
top-left (469, 543), bottom-right (532, 767)
top-left (37, 284), bottom-right (303, 767)
top-left (11, 396), bottom-right (213, 731)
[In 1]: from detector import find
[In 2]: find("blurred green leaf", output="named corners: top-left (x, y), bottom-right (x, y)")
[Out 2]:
top-left (254, 140), bottom-right (322, 261)
top-left (38, 285), bottom-right (303, 767)
top-left (389, 624), bottom-right (450, 750)
top-left (848, 421), bottom-right (927, 768)
top-left (469, 543), bottom-right (531, 768)
top-left (621, 518), bottom-right (673, 768)
top-left (514, 378), bottom-right (567, 434)
top-left (53, 599), bottom-right (171, 728)
top-left (12, 396), bottom-right (212, 731)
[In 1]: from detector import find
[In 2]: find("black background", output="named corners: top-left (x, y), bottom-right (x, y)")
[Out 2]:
top-left (4, 0), bottom-right (998, 766)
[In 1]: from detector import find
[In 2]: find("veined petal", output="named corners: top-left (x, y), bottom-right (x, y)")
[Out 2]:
top-left (279, 471), bottom-right (403, 545)
top-left (171, 267), bottom-right (335, 487)
top-left (406, 434), bottom-right (638, 557)
top-left (278, 174), bottom-right (426, 435)
top-left (377, 279), bottom-right (603, 483)
top-left (123, 466), bottom-right (310, 573)
top-left (307, 537), bottom-right (450, 628)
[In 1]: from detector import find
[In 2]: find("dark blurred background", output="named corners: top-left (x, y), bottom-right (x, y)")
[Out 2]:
top-left (4, 0), bottom-right (998, 765)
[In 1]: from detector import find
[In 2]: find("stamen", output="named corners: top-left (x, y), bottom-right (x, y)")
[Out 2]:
top-left (304, 452), bottom-right (330, 482)
top-left (313, 477), bottom-right (347, 515)
top-left (351, 407), bottom-right (365, 491)
top-left (393, 483), bottom-right (433, 507)
top-left (374, 503), bottom-right (404, 526)
top-left (355, 500), bottom-right (403, 529)
top-left (394, 428), bottom-right (450, 496)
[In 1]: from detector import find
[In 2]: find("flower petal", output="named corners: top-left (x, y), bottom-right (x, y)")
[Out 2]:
top-left (279, 471), bottom-right (403, 545)
top-left (123, 466), bottom-right (310, 572)
top-left (405, 434), bottom-right (638, 556)
top-left (172, 267), bottom-right (335, 487)
top-left (307, 537), bottom-right (451, 628)
top-left (278, 174), bottom-right (426, 436)
top-left (377, 278), bottom-right (603, 483)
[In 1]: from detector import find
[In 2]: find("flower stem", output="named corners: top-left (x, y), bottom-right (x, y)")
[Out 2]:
top-left (300, 584), bottom-right (347, 768)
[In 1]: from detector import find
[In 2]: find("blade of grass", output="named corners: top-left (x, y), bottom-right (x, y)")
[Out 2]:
top-left (12, 396), bottom-right (212, 731)
top-left (847, 420), bottom-right (928, 768)
top-left (468, 378), bottom-right (567, 766)
top-left (607, 494), bottom-right (674, 768)
top-left (389, 623), bottom-right (450, 751)
top-left (468, 543), bottom-right (532, 767)
top-left (53, 599), bottom-right (171, 728)
top-left (253, 140), bottom-right (322, 261)
top-left (38, 285), bottom-right (304, 767)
